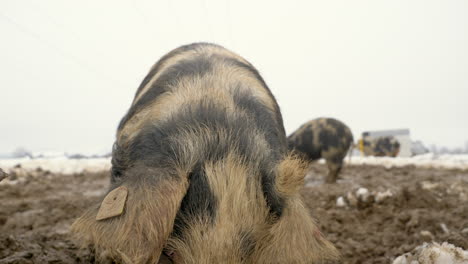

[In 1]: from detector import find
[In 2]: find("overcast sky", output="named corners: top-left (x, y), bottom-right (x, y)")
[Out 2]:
top-left (1, 0), bottom-right (467, 154)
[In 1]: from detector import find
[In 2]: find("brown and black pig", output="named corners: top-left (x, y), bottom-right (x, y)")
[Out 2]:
top-left (72, 43), bottom-right (339, 264)
top-left (359, 135), bottom-right (400, 157)
top-left (288, 118), bottom-right (354, 183)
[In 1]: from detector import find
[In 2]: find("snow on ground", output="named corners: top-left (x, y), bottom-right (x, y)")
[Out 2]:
top-left (392, 242), bottom-right (468, 264)
top-left (335, 187), bottom-right (394, 208)
top-left (0, 157), bottom-right (111, 175)
top-left (343, 153), bottom-right (468, 170)
top-left (0, 153), bottom-right (467, 176)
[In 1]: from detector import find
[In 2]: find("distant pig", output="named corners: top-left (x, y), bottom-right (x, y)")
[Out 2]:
top-left (359, 136), bottom-right (400, 157)
top-left (288, 118), bottom-right (354, 183)
top-left (0, 168), bottom-right (7, 182)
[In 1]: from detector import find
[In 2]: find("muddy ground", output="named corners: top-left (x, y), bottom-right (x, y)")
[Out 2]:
top-left (0, 164), bottom-right (467, 264)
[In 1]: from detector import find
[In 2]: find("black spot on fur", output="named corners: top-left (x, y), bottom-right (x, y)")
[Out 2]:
top-left (110, 142), bottom-right (129, 184)
top-left (172, 163), bottom-right (218, 238)
top-left (261, 169), bottom-right (284, 218)
top-left (288, 127), bottom-right (321, 161)
top-left (181, 164), bottom-right (218, 220)
top-left (118, 55), bottom-right (214, 131)
top-left (326, 118), bottom-right (347, 140)
top-left (222, 57), bottom-right (286, 136)
top-left (318, 128), bottom-right (340, 151)
top-left (232, 87), bottom-right (286, 156)
top-left (304, 129), bottom-right (320, 159)
top-left (134, 43), bottom-right (219, 97)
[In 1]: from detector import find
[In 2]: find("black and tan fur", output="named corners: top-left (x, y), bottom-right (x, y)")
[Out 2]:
top-left (288, 118), bottom-right (354, 183)
top-left (72, 43), bottom-right (339, 264)
top-left (360, 135), bottom-right (400, 157)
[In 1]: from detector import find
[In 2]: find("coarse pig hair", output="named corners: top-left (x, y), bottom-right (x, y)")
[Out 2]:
top-left (72, 43), bottom-right (339, 264)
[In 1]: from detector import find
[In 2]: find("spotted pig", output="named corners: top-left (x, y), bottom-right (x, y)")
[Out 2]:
top-left (359, 135), bottom-right (400, 157)
top-left (288, 118), bottom-right (353, 183)
top-left (72, 43), bottom-right (339, 264)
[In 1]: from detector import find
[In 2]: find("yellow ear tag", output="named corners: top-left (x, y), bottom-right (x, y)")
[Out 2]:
top-left (96, 186), bottom-right (128, 221)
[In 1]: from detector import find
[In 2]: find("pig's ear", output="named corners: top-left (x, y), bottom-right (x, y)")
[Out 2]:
top-left (255, 154), bottom-right (340, 263)
top-left (253, 197), bottom-right (341, 263)
top-left (71, 172), bottom-right (189, 264)
top-left (274, 154), bottom-right (308, 196)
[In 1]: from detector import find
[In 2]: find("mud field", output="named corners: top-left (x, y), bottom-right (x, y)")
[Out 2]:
top-left (0, 163), bottom-right (467, 264)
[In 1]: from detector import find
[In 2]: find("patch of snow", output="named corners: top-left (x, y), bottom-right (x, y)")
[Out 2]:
top-left (338, 188), bottom-right (394, 208)
top-left (336, 196), bottom-right (347, 207)
top-left (421, 181), bottom-right (440, 190)
top-left (375, 189), bottom-right (393, 203)
top-left (0, 157), bottom-right (111, 175)
top-left (392, 242), bottom-right (468, 264)
top-left (356, 187), bottom-right (371, 202)
top-left (346, 154), bottom-right (468, 170)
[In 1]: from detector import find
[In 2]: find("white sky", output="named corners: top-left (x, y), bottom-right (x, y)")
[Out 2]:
top-left (0, 0), bottom-right (467, 154)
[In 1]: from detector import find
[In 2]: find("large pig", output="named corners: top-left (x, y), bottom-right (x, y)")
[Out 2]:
top-left (288, 118), bottom-right (354, 183)
top-left (72, 43), bottom-right (339, 264)
top-left (359, 135), bottom-right (400, 157)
